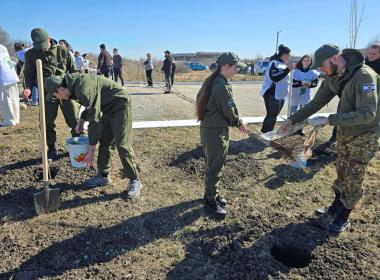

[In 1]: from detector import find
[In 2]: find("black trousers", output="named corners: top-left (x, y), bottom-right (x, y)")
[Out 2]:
top-left (113, 68), bottom-right (124, 86)
top-left (261, 88), bottom-right (284, 133)
top-left (146, 69), bottom-right (153, 86)
top-left (164, 72), bottom-right (172, 91)
top-left (171, 72), bottom-right (175, 86)
top-left (100, 66), bottom-right (112, 78)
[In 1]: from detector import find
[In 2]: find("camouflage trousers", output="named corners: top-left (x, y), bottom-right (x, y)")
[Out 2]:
top-left (333, 131), bottom-right (380, 209)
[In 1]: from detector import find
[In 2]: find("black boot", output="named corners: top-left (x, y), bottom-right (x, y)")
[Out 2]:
top-left (203, 194), bottom-right (227, 206)
top-left (327, 192), bottom-right (343, 218)
top-left (315, 191), bottom-right (343, 219)
top-left (328, 206), bottom-right (352, 233)
top-left (204, 198), bottom-right (227, 218)
top-left (47, 144), bottom-right (57, 160)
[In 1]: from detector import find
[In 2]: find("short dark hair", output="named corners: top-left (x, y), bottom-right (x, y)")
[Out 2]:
top-left (370, 43), bottom-right (380, 52)
top-left (113, 48), bottom-right (118, 52)
top-left (100, 44), bottom-right (106, 49)
top-left (14, 42), bottom-right (24, 51)
top-left (59, 39), bottom-right (69, 47)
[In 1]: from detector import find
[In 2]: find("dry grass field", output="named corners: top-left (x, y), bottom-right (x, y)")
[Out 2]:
top-left (0, 106), bottom-right (379, 279)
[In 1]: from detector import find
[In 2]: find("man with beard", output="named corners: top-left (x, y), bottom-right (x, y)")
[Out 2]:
top-left (323, 44), bottom-right (380, 153)
top-left (279, 44), bottom-right (380, 233)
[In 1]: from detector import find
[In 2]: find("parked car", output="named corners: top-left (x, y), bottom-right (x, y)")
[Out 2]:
top-left (187, 62), bottom-right (208, 71)
top-left (254, 60), bottom-right (270, 75)
top-left (237, 66), bottom-right (251, 74)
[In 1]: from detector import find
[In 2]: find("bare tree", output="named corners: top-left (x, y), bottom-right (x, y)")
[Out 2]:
top-left (366, 35), bottom-right (380, 48)
top-left (349, 0), bottom-right (365, 48)
top-left (253, 54), bottom-right (264, 63)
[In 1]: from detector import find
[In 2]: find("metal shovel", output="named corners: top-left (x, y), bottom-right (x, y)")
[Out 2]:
top-left (34, 59), bottom-right (61, 215)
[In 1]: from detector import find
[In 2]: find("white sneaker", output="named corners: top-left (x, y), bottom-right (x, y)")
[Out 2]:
top-left (127, 179), bottom-right (143, 198)
top-left (84, 174), bottom-right (111, 187)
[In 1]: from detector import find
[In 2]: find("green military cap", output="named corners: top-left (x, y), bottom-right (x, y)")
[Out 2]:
top-left (216, 52), bottom-right (247, 68)
top-left (312, 44), bottom-right (340, 69)
top-left (44, 75), bottom-right (64, 99)
top-left (31, 28), bottom-right (50, 50)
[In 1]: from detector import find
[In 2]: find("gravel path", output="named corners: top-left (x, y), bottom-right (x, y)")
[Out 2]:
top-left (126, 82), bottom-right (340, 121)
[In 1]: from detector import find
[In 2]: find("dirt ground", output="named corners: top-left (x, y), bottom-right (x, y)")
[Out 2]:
top-left (0, 106), bottom-right (379, 280)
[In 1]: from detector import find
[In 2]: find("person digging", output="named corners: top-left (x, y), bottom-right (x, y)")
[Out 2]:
top-left (280, 44), bottom-right (380, 234)
top-left (44, 73), bottom-right (143, 198)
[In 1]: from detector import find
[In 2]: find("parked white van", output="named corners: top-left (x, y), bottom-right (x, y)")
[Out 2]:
top-left (254, 60), bottom-right (270, 75)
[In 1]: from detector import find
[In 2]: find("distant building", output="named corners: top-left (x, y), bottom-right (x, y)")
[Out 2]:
top-left (172, 51), bottom-right (224, 66)
top-left (263, 56), bottom-right (302, 64)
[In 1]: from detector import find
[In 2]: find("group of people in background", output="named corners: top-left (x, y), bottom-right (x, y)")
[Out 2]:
top-left (260, 44), bottom-right (320, 134)
top-left (144, 50), bottom-right (176, 92)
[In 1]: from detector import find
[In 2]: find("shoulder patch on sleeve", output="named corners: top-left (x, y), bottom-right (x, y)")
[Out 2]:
top-left (362, 84), bottom-right (369, 92)
top-left (227, 98), bottom-right (235, 108)
top-left (362, 83), bottom-right (376, 97)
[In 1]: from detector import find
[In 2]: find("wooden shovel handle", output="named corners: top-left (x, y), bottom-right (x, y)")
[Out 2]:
top-left (287, 69), bottom-right (294, 119)
top-left (36, 59), bottom-right (49, 182)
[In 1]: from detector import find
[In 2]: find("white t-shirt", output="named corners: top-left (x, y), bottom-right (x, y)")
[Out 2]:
top-left (291, 68), bottom-right (320, 106)
top-left (0, 44), bottom-right (19, 85)
top-left (75, 56), bottom-right (84, 70)
top-left (16, 47), bottom-right (32, 63)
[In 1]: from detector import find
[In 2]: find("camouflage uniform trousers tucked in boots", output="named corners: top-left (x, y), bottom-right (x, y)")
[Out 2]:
top-left (333, 131), bottom-right (380, 210)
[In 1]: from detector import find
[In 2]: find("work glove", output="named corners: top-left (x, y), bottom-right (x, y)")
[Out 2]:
top-left (308, 116), bottom-right (329, 127)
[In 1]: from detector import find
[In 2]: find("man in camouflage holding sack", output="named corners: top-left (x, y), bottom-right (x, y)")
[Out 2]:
top-left (280, 44), bottom-right (380, 233)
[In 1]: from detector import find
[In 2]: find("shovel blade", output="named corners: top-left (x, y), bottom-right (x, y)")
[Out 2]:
top-left (34, 187), bottom-right (61, 215)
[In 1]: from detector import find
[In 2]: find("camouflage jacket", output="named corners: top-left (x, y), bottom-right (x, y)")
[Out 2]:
top-left (290, 49), bottom-right (380, 137)
top-left (24, 45), bottom-right (76, 89)
top-left (64, 73), bottom-right (131, 145)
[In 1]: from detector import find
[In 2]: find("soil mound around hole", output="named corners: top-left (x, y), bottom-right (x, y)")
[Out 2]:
top-left (170, 147), bottom-right (262, 188)
top-left (270, 243), bottom-right (313, 268)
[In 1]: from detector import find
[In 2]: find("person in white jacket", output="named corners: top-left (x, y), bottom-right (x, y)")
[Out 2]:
top-left (291, 55), bottom-right (319, 114)
top-left (74, 51), bottom-right (84, 71)
top-left (0, 44), bottom-right (20, 126)
top-left (260, 44), bottom-right (293, 133)
top-left (144, 53), bottom-right (154, 87)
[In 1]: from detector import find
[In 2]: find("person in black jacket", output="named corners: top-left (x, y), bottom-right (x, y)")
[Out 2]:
top-left (97, 44), bottom-right (113, 78)
top-left (161, 50), bottom-right (173, 93)
top-left (260, 44), bottom-right (293, 133)
top-left (112, 48), bottom-right (124, 86)
top-left (365, 43), bottom-right (380, 75)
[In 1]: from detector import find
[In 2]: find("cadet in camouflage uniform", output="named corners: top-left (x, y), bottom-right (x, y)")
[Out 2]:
top-left (44, 73), bottom-right (142, 198)
top-left (196, 52), bottom-right (248, 217)
top-left (280, 44), bottom-right (380, 233)
top-left (23, 28), bottom-right (79, 160)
